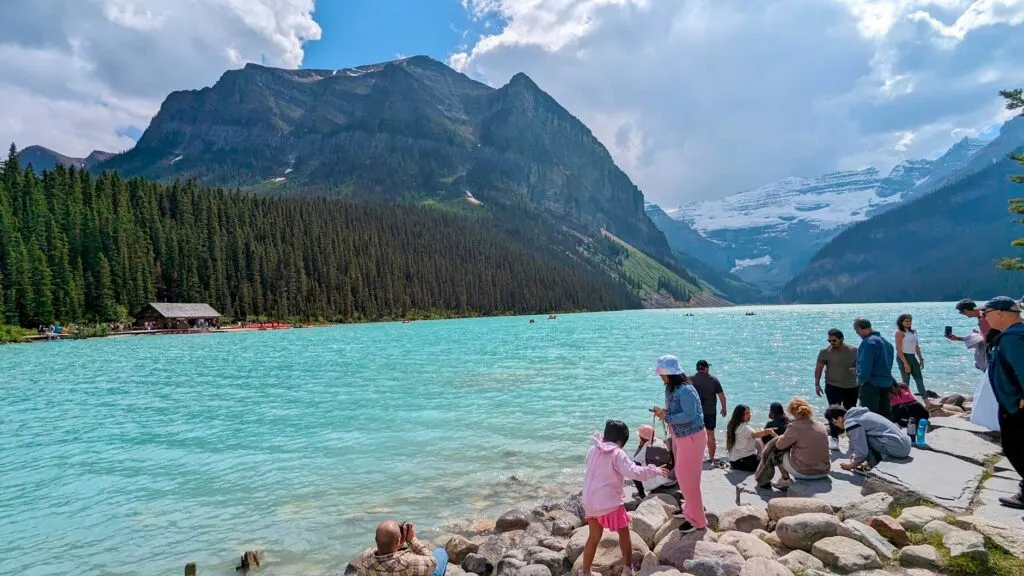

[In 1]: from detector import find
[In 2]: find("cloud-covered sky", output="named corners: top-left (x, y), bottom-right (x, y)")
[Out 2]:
top-left (2, 1), bottom-right (1022, 205)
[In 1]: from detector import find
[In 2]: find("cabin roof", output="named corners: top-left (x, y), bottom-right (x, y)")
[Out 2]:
top-left (141, 302), bottom-right (221, 318)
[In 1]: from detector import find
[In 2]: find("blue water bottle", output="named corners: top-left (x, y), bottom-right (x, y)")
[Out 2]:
top-left (915, 418), bottom-right (928, 447)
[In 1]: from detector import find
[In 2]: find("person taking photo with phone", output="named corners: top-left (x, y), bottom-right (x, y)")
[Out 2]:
top-left (355, 521), bottom-right (448, 576)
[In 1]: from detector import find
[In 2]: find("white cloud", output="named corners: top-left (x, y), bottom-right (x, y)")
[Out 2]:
top-left (0, 0), bottom-right (320, 157)
top-left (453, 0), bottom-right (1024, 204)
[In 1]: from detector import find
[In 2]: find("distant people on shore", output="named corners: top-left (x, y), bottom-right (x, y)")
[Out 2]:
top-left (815, 328), bottom-right (860, 450)
top-left (979, 296), bottom-right (1024, 510)
top-left (895, 314), bottom-right (927, 397)
top-left (689, 359), bottom-right (727, 462)
top-left (826, 405), bottom-right (910, 472)
top-left (581, 420), bottom-right (667, 576)
top-left (355, 521), bottom-right (447, 576)
top-left (853, 318), bottom-right (896, 421)
top-left (764, 402), bottom-right (790, 437)
top-left (725, 405), bottom-right (777, 472)
top-left (652, 355), bottom-right (709, 533)
top-left (631, 424), bottom-right (673, 498)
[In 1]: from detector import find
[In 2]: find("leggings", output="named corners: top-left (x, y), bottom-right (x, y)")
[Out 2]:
top-left (898, 354), bottom-right (926, 397)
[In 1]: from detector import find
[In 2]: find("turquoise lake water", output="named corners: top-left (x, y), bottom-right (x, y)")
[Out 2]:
top-left (0, 303), bottom-right (988, 575)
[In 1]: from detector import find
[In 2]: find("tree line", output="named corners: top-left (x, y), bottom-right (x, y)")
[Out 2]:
top-left (0, 145), bottom-right (638, 327)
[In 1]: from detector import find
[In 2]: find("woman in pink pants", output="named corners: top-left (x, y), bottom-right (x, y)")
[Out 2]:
top-left (652, 355), bottom-right (708, 533)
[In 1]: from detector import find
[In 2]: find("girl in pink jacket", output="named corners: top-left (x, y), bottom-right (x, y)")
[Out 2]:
top-left (581, 420), bottom-right (667, 576)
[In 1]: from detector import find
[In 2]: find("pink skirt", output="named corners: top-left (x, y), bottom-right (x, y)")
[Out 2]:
top-left (587, 505), bottom-right (630, 531)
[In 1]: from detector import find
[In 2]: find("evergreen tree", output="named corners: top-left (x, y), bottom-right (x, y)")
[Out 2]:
top-left (998, 88), bottom-right (1024, 271)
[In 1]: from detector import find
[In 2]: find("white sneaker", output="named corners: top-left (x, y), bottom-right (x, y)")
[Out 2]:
top-left (829, 437), bottom-right (840, 451)
top-left (772, 479), bottom-right (791, 490)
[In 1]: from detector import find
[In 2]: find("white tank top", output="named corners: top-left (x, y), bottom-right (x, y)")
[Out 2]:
top-left (897, 330), bottom-right (919, 354)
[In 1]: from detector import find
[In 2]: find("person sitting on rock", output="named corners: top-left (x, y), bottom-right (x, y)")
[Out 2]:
top-left (825, 405), bottom-right (911, 473)
top-left (769, 397), bottom-right (831, 488)
top-left (581, 419), bottom-right (668, 576)
top-left (355, 521), bottom-right (447, 576)
top-left (631, 424), bottom-right (673, 498)
top-left (725, 404), bottom-right (777, 472)
top-left (764, 402), bottom-right (790, 438)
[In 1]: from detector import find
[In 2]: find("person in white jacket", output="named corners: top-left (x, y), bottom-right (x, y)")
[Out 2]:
top-left (632, 425), bottom-right (672, 497)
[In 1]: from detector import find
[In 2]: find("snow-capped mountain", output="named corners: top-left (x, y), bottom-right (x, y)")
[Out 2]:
top-left (655, 136), bottom-right (988, 287)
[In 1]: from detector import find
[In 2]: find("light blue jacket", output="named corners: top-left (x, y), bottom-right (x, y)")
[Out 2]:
top-left (665, 384), bottom-right (704, 438)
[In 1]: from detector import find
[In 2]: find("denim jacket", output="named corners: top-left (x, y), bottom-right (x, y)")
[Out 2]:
top-left (665, 384), bottom-right (704, 438)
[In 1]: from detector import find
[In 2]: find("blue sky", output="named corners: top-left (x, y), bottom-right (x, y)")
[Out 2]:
top-left (1, 0), bottom-right (1021, 203)
top-left (303, 0), bottom-right (483, 70)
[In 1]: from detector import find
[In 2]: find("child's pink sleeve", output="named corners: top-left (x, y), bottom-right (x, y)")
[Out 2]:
top-left (612, 448), bottom-right (661, 481)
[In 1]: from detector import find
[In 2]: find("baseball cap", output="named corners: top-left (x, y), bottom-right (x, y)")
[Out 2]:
top-left (655, 355), bottom-right (684, 375)
top-left (982, 296), bottom-right (1021, 313)
top-left (696, 360), bottom-right (711, 370)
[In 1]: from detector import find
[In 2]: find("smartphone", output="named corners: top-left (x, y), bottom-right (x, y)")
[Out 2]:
top-left (944, 326), bottom-right (953, 337)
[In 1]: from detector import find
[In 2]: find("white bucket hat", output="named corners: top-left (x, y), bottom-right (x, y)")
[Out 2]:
top-left (655, 355), bottom-right (684, 375)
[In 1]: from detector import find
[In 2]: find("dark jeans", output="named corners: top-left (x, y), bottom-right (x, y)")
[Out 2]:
top-left (826, 384), bottom-right (860, 438)
top-left (730, 454), bottom-right (759, 472)
top-left (432, 549), bottom-right (448, 576)
top-left (892, 400), bottom-right (929, 428)
top-left (998, 407), bottom-right (1024, 496)
top-left (899, 355), bottom-right (926, 397)
top-left (860, 384), bottom-right (894, 422)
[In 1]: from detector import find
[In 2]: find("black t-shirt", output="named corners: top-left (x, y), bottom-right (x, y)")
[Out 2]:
top-left (765, 417), bottom-right (790, 436)
top-left (689, 372), bottom-right (723, 415)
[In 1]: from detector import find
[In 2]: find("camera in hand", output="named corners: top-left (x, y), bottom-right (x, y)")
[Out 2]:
top-left (944, 326), bottom-right (953, 337)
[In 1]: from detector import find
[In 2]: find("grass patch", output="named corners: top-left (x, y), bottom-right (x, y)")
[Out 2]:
top-left (888, 498), bottom-right (930, 519)
top-left (601, 231), bottom-right (701, 302)
top-left (0, 324), bottom-right (33, 344)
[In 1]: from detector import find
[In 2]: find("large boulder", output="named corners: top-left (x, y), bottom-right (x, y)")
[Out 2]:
top-left (463, 553), bottom-right (493, 575)
top-left (631, 500), bottom-right (671, 547)
top-left (683, 558), bottom-right (727, 576)
top-left (838, 493), bottom-right (893, 524)
top-left (899, 545), bottom-right (946, 571)
top-left (495, 557), bottom-right (527, 576)
top-left (766, 498), bottom-right (834, 522)
top-left (717, 532), bottom-right (776, 560)
top-left (446, 564), bottom-right (468, 576)
top-left (692, 541), bottom-right (745, 576)
top-left (922, 520), bottom-right (958, 538)
top-left (567, 529), bottom-right (650, 576)
top-left (474, 520), bottom-right (498, 535)
top-left (774, 513), bottom-right (845, 551)
top-left (738, 558), bottom-right (794, 576)
top-left (447, 536), bottom-right (482, 564)
top-left (942, 529), bottom-right (988, 564)
top-left (549, 511), bottom-right (583, 538)
top-left (538, 538), bottom-right (567, 553)
top-left (776, 550), bottom-right (824, 573)
top-left (898, 507), bottom-right (947, 531)
top-left (955, 515), bottom-right (1024, 558)
top-left (810, 536), bottom-right (882, 573)
top-left (719, 506), bottom-right (769, 534)
top-left (839, 520), bottom-right (897, 562)
top-left (517, 566), bottom-right (552, 576)
top-left (749, 530), bottom-right (786, 555)
top-left (529, 551), bottom-right (568, 576)
top-left (498, 510), bottom-right (532, 533)
top-left (566, 528), bottom-right (590, 564)
top-left (479, 537), bottom-right (510, 565)
top-left (866, 515), bottom-right (909, 547)
top-left (654, 528), bottom-right (718, 570)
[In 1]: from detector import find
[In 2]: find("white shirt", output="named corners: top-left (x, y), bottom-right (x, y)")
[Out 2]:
top-left (729, 423), bottom-right (759, 461)
top-left (897, 330), bottom-right (919, 355)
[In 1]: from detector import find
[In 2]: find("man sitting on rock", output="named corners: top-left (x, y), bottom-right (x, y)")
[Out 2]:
top-left (355, 521), bottom-right (447, 576)
top-left (825, 405), bottom-right (911, 472)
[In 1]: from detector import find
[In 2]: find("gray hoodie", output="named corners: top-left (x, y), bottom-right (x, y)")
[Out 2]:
top-left (844, 407), bottom-right (912, 467)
